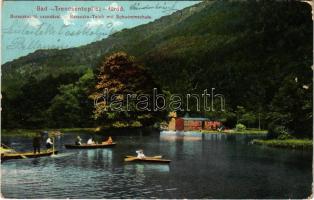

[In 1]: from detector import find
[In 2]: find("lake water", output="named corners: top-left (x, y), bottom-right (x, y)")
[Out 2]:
top-left (1, 130), bottom-right (312, 198)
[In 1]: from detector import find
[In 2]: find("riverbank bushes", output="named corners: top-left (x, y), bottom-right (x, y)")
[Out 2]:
top-left (1, 128), bottom-right (98, 137)
top-left (252, 139), bottom-right (313, 150)
top-left (235, 123), bottom-right (246, 131)
top-left (201, 129), bottom-right (267, 135)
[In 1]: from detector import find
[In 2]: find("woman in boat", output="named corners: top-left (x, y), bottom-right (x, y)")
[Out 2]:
top-left (136, 149), bottom-right (146, 159)
top-left (107, 136), bottom-right (113, 144)
top-left (46, 137), bottom-right (53, 149)
top-left (75, 136), bottom-right (82, 145)
top-left (102, 136), bottom-right (113, 144)
top-left (87, 138), bottom-right (95, 145)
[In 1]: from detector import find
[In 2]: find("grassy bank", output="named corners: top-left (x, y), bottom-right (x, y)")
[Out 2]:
top-left (252, 139), bottom-right (313, 150)
top-left (60, 128), bottom-right (98, 133)
top-left (1, 128), bottom-right (98, 138)
top-left (2, 129), bottom-right (38, 137)
top-left (201, 129), bottom-right (268, 135)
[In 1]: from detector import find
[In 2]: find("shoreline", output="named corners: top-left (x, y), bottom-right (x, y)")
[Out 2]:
top-left (2, 128), bottom-right (312, 151)
top-left (1, 127), bottom-right (158, 137)
top-left (200, 129), bottom-right (268, 135)
top-left (252, 139), bottom-right (313, 150)
top-left (1, 128), bottom-right (269, 137)
top-left (1, 128), bottom-right (98, 138)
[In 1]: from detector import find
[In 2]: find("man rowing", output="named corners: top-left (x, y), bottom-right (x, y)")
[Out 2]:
top-left (136, 149), bottom-right (146, 159)
top-left (75, 136), bottom-right (82, 145)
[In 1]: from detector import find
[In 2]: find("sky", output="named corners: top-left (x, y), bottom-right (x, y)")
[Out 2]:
top-left (2, 1), bottom-right (199, 64)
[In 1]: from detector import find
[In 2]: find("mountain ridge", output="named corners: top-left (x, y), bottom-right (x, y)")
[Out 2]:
top-left (2, 1), bottom-right (208, 96)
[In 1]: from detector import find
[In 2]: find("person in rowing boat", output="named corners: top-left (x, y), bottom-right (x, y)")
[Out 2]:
top-left (101, 136), bottom-right (113, 144)
top-left (87, 138), bottom-right (95, 145)
top-left (46, 137), bottom-right (53, 149)
top-left (107, 136), bottom-right (113, 144)
top-left (33, 134), bottom-right (41, 154)
top-left (75, 136), bottom-right (82, 145)
top-left (136, 149), bottom-right (146, 159)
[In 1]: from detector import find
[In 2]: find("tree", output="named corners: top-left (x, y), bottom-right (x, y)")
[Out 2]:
top-left (269, 75), bottom-right (312, 138)
top-left (47, 84), bottom-right (81, 127)
top-left (90, 52), bottom-right (166, 128)
top-left (239, 112), bottom-right (256, 128)
top-left (47, 69), bottom-right (95, 128)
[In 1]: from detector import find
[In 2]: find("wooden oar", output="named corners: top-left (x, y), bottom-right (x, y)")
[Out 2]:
top-left (124, 156), bottom-right (163, 162)
top-left (124, 157), bottom-right (171, 163)
top-left (19, 155), bottom-right (27, 159)
top-left (125, 157), bottom-right (138, 162)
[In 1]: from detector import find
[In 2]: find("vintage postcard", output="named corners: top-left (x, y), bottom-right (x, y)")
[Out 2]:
top-left (1, 0), bottom-right (313, 199)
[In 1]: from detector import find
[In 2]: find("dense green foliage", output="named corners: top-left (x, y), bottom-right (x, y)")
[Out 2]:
top-left (2, 73), bottom-right (82, 128)
top-left (267, 75), bottom-right (312, 138)
top-left (47, 69), bottom-right (96, 128)
top-left (90, 52), bottom-right (167, 128)
top-left (1, 128), bottom-right (98, 138)
top-left (1, 1), bottom-right (312, 137)
top-left (252, 139), bottom-right (313, 150)
top-left (235, 123), bottom-right (246, 131)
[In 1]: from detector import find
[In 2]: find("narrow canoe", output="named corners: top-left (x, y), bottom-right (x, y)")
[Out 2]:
top-left (124, 156), bottom-right (171, 163)
top-left (64, 143), bottom-right (116, 149)
top-left (1, 150), bottom-right (58, 161)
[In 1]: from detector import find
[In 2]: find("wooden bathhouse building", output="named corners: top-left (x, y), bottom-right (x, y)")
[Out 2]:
top-left (167, 112), bottom-right (222, 131)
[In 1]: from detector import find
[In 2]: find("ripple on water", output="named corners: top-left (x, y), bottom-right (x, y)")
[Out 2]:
top-left (2, 133), bottom-right (313, 199)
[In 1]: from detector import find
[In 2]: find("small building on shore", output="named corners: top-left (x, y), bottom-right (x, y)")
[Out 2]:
top-left (167, 112), bottom-right (222, 131)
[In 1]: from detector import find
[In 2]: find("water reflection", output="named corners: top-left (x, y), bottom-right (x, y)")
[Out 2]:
top-left (124, 164), bottom-right (170, 173)
top-left (31, 159), bottom-right (40, 166)
top-left (160, 131), bottom-right (265, 145)
top-left (1, 131), bottom-right (312, 199)
top-left (160, 131), bottom-right (202, 141)
top-left (69, 149), bottom-right (114, 170)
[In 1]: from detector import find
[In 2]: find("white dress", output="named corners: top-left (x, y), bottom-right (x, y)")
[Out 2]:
top-left (87, 139), bottom-right (94, 145)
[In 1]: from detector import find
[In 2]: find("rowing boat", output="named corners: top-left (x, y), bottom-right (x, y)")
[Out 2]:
top-left (124, 156), bottom-right (171, 163)
top-left (125, 155), bottom-right (162, 159)
top-left (64, 143), bottom-right (116, 149)
top-left (1, 150), bottom-right (58, 161)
